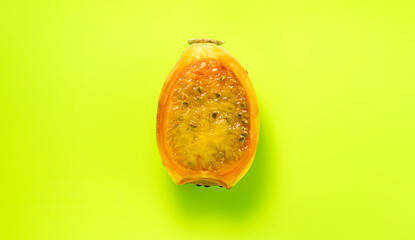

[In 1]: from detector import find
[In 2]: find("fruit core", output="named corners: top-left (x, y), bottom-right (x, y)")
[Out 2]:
top-left (166, 59), bottom-right (250, 172)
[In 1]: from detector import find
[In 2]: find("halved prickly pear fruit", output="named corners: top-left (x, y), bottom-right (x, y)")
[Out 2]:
top-left (156, 39), bottom-right (259, 189)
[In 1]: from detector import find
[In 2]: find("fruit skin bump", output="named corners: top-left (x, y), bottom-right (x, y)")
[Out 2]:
top-left (156, 39), bottom-right (259, 189)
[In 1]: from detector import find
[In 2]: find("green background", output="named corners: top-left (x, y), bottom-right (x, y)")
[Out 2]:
top-left (1, 0), bottom-right (414, 239)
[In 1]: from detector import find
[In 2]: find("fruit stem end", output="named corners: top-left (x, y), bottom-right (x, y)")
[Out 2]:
top-left (188, 39), bottom-right (225, 45)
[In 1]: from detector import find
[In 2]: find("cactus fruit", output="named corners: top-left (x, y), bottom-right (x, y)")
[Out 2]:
top-left (156, 39), bottom-right (259, 189)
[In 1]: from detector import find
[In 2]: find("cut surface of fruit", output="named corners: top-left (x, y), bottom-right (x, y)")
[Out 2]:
top-left (157, 39), bottom-right (259, 189)
top-left (167, 59), bottom-right (250, 172)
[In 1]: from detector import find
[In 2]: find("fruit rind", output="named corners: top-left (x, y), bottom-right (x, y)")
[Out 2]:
top-left (157, 43), bottom-right (259, 189)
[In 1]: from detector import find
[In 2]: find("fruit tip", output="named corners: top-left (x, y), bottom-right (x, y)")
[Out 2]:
top-left (188, 39), bottom-right (225, 45)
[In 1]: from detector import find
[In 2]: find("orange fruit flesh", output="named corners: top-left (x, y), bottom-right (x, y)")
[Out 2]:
top-left (166, 59), bottom-right (250, 172)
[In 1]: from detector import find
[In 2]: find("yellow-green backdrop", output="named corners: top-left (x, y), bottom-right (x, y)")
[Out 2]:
top-left (1, 0), bottom-right (414, 239)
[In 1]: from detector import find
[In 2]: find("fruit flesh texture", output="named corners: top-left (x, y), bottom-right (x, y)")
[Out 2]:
top-left (166, 59), bottom-right (250, 172)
